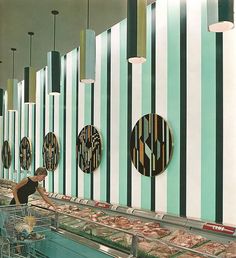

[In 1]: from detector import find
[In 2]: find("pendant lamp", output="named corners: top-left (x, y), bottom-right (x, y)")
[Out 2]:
top-left (47, 10), bottom-right (61, 95)
top-left (7, 48), bottom-right (18, 112)
top-left (24, 32), bottom-right (36, 104)
top-left (207, 0), bottom-right (234, 32)
top-left (127, 0), bottom-right (147, 64)
top-left (80, 0), bottom-right (96, 84)
top-left (0, 61), bottom-right (4, 116)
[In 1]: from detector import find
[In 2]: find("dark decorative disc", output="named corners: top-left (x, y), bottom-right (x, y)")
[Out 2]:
top-left (77, 125), bottom-right (102, 173)
top-left (19, 137), bottom-right (32, 170)
top-left (130, 114), bottom-right (173, 177)
top-left (42, 132), bottom-right (60, 171)
top-left (1, 140), bottom-right (11, 169)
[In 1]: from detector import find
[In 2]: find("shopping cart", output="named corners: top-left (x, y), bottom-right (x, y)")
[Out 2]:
top-left (0, 204), bottom-right (52, 258)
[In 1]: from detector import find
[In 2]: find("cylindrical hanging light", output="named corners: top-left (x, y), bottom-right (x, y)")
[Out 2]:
top-left (127, 0), bottom-right (147, 64)
top-left (80, 0), bottom-right (96, 84)
top-left (24, 32), bottom-right (36, 104)
top-left (47, 10), bottom-right (61, 95)
top-left (0, 88), bottom-right (4, 116)
top-left (7, 48), bottom-right (18, 112)
top-left (207, 0), bottom-right (234, 32)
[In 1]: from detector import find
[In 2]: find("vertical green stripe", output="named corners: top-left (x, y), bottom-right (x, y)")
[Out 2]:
top-left (31, 105), bottom-right (35, 176)
top-left (167, 0), bottom-right (181, 215)
top-left (40, 70), bottom-right (44, 169)
top-left (71, 49), bottom-right (78, 197)
top-left (10, 113), bottom-right (14, 180)
top-left (48, 88), bottom-right (53, 192)
top-left (201, 0), bottom-right (216, 221)
top-left (119, 20), bottom-right (128, 205)
top-left (100, 32), bottom-right (108, 202)
top-left (84, 85), bottom-right (92, 199)
top-left (215, 34), bottom-right (223, 223)
top-left (141, 5), bottom-right (152, 210)
top-left (23, 105), bottom-right (29, 178)
top-left (58, 57), bottom-right (65, 193)
top-left (179, 0), bottom-right (187, 217)
top-left (17, 86), bottom-right (21, 182)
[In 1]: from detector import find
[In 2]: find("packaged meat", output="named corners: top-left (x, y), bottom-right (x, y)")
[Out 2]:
top-left (194, 241), bottom-right (227, 255)
top-left (222, 242), bottom-right (236, 257)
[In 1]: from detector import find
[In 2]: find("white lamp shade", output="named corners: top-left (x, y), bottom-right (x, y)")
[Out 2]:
top-left (80, 29), bottom-right (96, 84)
top-left (207, 0), bottom-right (234, 32)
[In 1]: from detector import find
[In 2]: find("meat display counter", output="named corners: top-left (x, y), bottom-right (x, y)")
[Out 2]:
top-left (1, 179), bottom-right (236, 258)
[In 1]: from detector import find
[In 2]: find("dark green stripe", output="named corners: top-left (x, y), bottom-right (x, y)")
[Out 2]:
top-left (52, 96), bottom-right (54, 193)
top-left (42, 68), bottom-right (46, 188)
top-left (63, 55), bottom-right (67, 194)
top-left (151, 2), bottom-right (156, 212)
top-left (91, 83), bottom-right (94, 200)
top-left (24, 68), bottom-right (29, 102)
top-left (180, 0), bottom-right (187, 217)
top-left (215, 33), bottom-right (223, 223)
top-left (127, 62), bottom-right (132, 207)
top-left (76, 49), bottom-right (79, 197)
top-left (0, 89), bottom-right (3, 116)
top-left (106, 29), bottom-right (111, 203)
top-left (127, 0), bottom-right (138, 59)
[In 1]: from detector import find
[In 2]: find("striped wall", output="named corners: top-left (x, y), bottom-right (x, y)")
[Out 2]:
top-left (1, 0), bottom-right (236, 226)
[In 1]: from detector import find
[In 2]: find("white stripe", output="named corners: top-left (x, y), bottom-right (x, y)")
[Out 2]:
top-left (35, 71), bottom-right (41, 171)
top-left (223, 5), bottom-right (236, 225)
top-left (20, 82), bottom-right (25, 180)
top-left (4, 91), bottom-right (8, 141)
top-left (54, 93), bottom-right (60, 193)
top-left (78, 49), bottom-right (85, 198)
top-left (132, 64), bottom-right (142, 209)
top-left (93, 35), bottom-right (101, 201)
top-left (186, 0), bottom-right (201, 219)
top-left (44, 67), bottom-right (50, 190)
top-left (110, 24), bottom-right (120, 204)
top-left (155, 0), bottom-right (168, 213)
top-left (0, 117), bottom-right (3, 178)
top-left (66, 52), bottom-right (73, 196)
top-left (8, 112), bottom-right (13, 180)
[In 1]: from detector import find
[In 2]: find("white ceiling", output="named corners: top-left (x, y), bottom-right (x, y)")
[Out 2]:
top-left (0, 0), bottom-right (154, 89)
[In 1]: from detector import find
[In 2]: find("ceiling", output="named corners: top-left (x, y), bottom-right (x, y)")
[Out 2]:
top-left (0, 0), bottom-right (155, 89)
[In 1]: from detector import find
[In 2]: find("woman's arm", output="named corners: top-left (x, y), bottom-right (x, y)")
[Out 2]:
top-left (11, 178), bottom-right (28, 205)
top-left (36, 187), bottom-right (57, 209)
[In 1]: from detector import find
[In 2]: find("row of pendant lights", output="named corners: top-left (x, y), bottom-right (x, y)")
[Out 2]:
top-left (0, 0), bottom-right (235, 114)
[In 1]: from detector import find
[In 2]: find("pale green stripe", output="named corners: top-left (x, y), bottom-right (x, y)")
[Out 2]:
top-left (71, 49), bottom-right (78, 196)
top-left (17, 85), bottom-right (22, 182)
top-left (59, 57), bottom-right (65, 193)
top-left (84, 85), bottom-right (92, 199)
top-left (100, 32), bottom-right (108, 202)
top-left (10, 112), bottom-right (14, 181)
top-left (0, 118), bottom-right (3, 178)
top-left (119, 20), bottom-right (128, 205)
top-left (141, 5), bottom-right (152, 210)
top-left (31, 106), bottom-right (35, 176)
top-left (201, 0), bottom-right (216, 221)
top-left (167, 0), bottom-right (180, 215)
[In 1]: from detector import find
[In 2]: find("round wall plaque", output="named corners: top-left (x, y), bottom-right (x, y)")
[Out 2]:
top-left (130, 113), bottom-right (173, 176)
top-left (1, 140), bottom-right (11, 169)
top-left (19, 137), bottom-right (32, 170)
top-left (77, 125), bottom-right (102, 173)
top-left (42, 132), bottom-right (60, 171)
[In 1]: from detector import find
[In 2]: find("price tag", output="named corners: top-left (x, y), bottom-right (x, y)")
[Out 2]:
top-left (155, 213), bottom-right (164, 220)
top-left (62, 195), bottom-right (71, 201)
top-left (51, 193), bottom-right (58, 198)
top-left (57, 194), bottom-right (64, 200)
top-left (95, 202), bottom-right (111, 209)
top-left (127, 208), bottom-right (134, 214)
top-left (111, 205), bottom-right (118, 211)
top-left (203, 223), bottom-right (235, 235)
top-left (75, 198), bottom-right (81, 203)
top-left (80, 199), bottom-right (88, 205)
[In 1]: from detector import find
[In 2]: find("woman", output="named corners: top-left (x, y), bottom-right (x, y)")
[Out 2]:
top-left (10, 167), bottom-right (57, 209)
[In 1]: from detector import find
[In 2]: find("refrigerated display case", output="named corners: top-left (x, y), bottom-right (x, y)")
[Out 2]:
top-left (1, 179), bottom-right (236, 258)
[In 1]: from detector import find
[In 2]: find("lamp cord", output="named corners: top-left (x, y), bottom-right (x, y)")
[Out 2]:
top-left (53, 14), bottom-right (56, 51)
top-left (12, 50), bottom-right (14, 79)
top-left (29, 34), bottom-right (32, 66)
top-left (87, 0), bottom-right (90, 29)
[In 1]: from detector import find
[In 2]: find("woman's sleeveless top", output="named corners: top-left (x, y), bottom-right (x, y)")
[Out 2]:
top-left (10, 177), bottom-right (38, 204)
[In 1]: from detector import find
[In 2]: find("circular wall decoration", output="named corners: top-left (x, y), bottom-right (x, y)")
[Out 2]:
top-left (130, 113), bottom-right (173, 177)
top-left (77, 125), bottom-right (102, 173)
top-left (42, 132), bottom-right (60, 171)
top-left (19, 137), bottom-right (32, 170)
top-left (1, 140), bottom-right (11, 169)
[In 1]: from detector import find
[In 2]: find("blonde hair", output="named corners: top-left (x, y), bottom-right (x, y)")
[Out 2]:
top-left (35, 167), bottom-right (48, 176)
